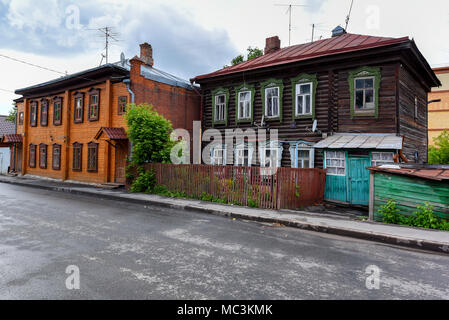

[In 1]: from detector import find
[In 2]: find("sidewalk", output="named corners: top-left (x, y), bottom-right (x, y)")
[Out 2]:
top-left (1, 174), bottom-right (449, 255)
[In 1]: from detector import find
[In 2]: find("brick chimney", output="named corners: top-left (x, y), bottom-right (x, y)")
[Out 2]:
top-left (140, 42), bottom-right (154, 67)
top-left (264, 36), bottom-right (281, 55)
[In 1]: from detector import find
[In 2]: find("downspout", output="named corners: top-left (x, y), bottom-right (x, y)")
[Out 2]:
top-left (190, 79), bottom-right (203, 164)
top-left (12, 105), bottom-right (17, 172)
top-left (123, 79), bottom-right (135, 162)
top-left (123, 79), bottom-right (135, 103)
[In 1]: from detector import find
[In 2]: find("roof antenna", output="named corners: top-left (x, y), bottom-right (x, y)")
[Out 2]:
top-left (274, 3), bottom-right (307, 46)
top-left (345, 0), bottom-right (354, 31)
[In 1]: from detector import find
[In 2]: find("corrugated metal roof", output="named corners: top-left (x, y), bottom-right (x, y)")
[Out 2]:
top-left (369, 166), bottom-right (449, 182)
top-left (140, 65), bottom-right (197, 90)
top-left (313, 133), bottom-right (403, 150)
top-left (193, 33), bottom-right (410, 81)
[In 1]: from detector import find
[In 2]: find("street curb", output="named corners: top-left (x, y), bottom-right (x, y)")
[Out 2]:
top-left (1, 178), bottom-right (448, 255)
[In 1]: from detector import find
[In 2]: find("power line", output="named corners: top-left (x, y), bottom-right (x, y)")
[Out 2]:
top-left (0, 53), bottom-right (66, 75)
top-left (0, 88), bottom-right (16, 94)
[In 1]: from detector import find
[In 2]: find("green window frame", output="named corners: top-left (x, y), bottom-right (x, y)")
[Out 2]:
top-left (291, 74), bottom-right (318, 120)
top-left (234, 83), bottom-right (255, 124)
top-left (348, 66), bottom-right (381, 119)
top-left (211, 88), bottom-right (230, 126)
top-left (261, 78), bottom-right (284, 122)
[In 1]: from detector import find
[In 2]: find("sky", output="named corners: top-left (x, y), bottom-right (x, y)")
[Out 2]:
top-left (0, 0), bottom-right (449, 115)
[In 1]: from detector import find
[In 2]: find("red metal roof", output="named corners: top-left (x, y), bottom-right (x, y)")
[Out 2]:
top-left (369, 166), bottom-right (449, 182)
top-left (94, 127), bottom-right (128, 140)
top-left (2, 134), bottom-right (22, 144)
top-left (193, 33), bottom-right (410, 81)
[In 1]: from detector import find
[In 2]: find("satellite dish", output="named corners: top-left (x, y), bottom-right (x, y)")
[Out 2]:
top-left (120, 52), bottom-right (126, 67)
top-left (312, 119), bottom-right (318, 132)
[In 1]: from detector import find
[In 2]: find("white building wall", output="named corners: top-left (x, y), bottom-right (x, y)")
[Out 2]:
top-left (0, 147), bottom-right (10, 174)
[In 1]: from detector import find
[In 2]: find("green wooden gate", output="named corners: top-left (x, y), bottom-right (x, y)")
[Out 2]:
top-left (348, 156), bottom-right (370, 205)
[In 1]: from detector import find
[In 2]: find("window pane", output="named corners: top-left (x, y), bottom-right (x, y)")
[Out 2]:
top-left (355, 79), bottom-right (364, 89)
top-left (365, 78), bottom-right (374, 88)
top-left (300, 84), bottom-right (311, 94)
top-left (355, 90), bottom-right (364, 109)
top-left (305, 95), bottom-right (311, 114)
top-left (365, 89), bottom-right (374, 104)
top-left (304, 160), bottom-right (310, 168)
top-left (272, 97), bottom-right (279, 116)
top-left (297, 96), bottom-right (303, 115)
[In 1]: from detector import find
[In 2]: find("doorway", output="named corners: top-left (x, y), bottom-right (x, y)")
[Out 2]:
top-left (348, 155), bottom-right (370, 205)
top-left (114, 141), bottom-right (128, 184)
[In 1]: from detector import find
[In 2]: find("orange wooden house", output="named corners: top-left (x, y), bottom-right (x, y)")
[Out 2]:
top-left (8, 43), bottom-right (200, 185)
top-left (428, 67), bottom-right (449, 145)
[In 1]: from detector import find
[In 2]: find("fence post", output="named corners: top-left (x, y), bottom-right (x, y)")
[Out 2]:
top-left (276, 168), bottom-right (281, 210)
top-left (209, 165), bottom-right (214, 196)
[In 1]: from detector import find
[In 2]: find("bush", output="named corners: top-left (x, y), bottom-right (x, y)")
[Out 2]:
top-left (379, 199), bottom-right (406, 225)
top-left (428, 130), bottom-right (449, 164)
top-left (411, 202), bottom-right (439, 229)
top-left (130, 168), bottom-right (156, 193)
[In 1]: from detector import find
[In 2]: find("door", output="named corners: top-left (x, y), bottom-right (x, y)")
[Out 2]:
top-left (16, 146), bottom-right (22, 172)
top-left (348, 156), bottom-right (370, 205)
top-left (114, 141), bottom-right (128, 184)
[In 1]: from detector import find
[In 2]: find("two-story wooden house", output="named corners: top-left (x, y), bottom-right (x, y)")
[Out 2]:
top-left (9, 43), bottom-right (200, 185)
top-left (192, 27), bottom-right (440, 206)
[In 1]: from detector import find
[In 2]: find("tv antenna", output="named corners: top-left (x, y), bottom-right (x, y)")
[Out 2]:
top-left (274, 3), bottom-right (307, 46)
top-left (97, 26), bottom-right (120, 65)
top-left (345, 0), bottom-right (355, 31)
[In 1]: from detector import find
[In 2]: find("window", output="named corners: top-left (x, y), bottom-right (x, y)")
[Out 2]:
top-left (325, 151), bottom-right (346, 176)
top-left (52, 144), bottom-right (61, 170)
top-left (40, 99), bottom-right (48, 126)
top-left (39, 144), bottom-right (47, 169)
top-left (259, 142), bottom-right (283, 168)
top-left (87, 142), bottom-right (98, 172)
top-left (291, 74), bottom-right (317, 119)
top-left (215, 95), bottom-right (226, 122)
top-left (29, 144), bottom-right (36, 168)
top-left (211, 88), bottom-right (229, 125)
top-left (296, 83), bottom-right (313, 116)
top-left (297, 150), bottom-right (312, 168)
top-left (18, 112), bottom-right (23, 125)
top-left (236, 149), bottom-right (249, 166)
top-left (238, 91), bottom-right (251, 120)
top-left (289, 144), bottom-right (315, 168)
top-left (210, 145), bottom-right (226, 165)
top-left (265, 87), bottom-right (280, 118)
top-left (30, 101), bottom-right (38, 127)
top-left (74, 93), bottom-right (84, 123)
top-left (72, 143), bottom-right (82, 171)
top-left (53, 97), bottom-right (62, 126)
top-left (88, 89), bottom-right (100, 121)
top-left (118, 96), bottom-right (127, 115)
top-left (354, 77), bottom-right (375, 111)
top-left (348, 66), bottom-right (381, 119)
top-left (414, 96), bottom-right (418, 121)
top-left (371, 152), bottom-right (395, 167)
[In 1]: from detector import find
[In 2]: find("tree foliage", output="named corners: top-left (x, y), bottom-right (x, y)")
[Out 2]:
top-left (428, 130), bottom-right (449, 164)
top-left (125, 103), bottom-right (176, 166)
top-left (5, 106), bottom-right (17, 122)
top-left (225, 46), bottom-right (264, 68)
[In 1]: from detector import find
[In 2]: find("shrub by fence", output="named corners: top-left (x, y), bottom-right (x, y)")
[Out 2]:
top-left (128, 163), bottom-right (326, 210)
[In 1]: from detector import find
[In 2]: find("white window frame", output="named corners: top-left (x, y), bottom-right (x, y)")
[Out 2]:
top-left (295, 82), bottom-right (313, 116)
top-left (234, 143), bottom-right (255, 167)
top-left (238, 91), bottom-right (251, 120)
top-left (371, 152), bottom-right (395, 167)
top-left (210, 144), bottom-right (227, 166)
top-left (325, 151), bottom-right (346, 176)
top-left (214, 94), bottom-right (226, 122)
top-left (265, 87), bottom-right (280, 118)
top-left (354, 76), bottom-right (375, 111)
top-left (259, 141), bottom-right (283, 168)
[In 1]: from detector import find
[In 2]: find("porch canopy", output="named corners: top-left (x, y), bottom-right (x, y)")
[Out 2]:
top-left (1, 134), bottom-right (23, 144)
top-left (313, 133), bottom-right (403, 150)
top-left (94, 127), bottom-right (128, 141)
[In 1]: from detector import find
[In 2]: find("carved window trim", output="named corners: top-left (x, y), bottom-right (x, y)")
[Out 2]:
top-left (53, 96), bottom-right (63, 126)
top-left (74, 92), bottom-right (84, 124)
top-left (87, 142), bottom-right (99, 172)
top-left (30, 101), bottom-right (38, 127)
top-left (72, 142), bottom-right (83, 172)
top-left (40, 99), bottom-right (49, 127)
top-left (88, 88), bottom-right (100, 121)
top-left (118, 96), bottom-right (128, 115)
top-left (52, 144), bottom-right (61, 170)
top-left (29, 144), bottom-right (37, 168)
top-left (39, 143), bottom-right (47, 169)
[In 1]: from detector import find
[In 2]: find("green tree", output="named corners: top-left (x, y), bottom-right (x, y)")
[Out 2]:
top-left (125, 103), bottom-right (176, 166)
top-left (428, 130), bottom-right (449, 164)
top-left (229, 46), bottom-right (264, 67)
top-left (5, 106), bottom-right (17, 122)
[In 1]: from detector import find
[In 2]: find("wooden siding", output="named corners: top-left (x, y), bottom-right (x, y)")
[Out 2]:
top-left (398, 65), bottom-right (429, 163)
top-left (373, 172), bottom-right (449, 221)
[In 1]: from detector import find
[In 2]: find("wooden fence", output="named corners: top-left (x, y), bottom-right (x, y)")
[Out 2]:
top-left (130, 163), bottom-right (326, 210)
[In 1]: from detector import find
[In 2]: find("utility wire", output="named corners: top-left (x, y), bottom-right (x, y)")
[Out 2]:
top-left (0, 53), bottom-right (66, 75)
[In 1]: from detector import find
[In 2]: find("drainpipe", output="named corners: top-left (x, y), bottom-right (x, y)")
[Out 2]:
top-left (190, 79), bottom-right (203, 164)
top-left (123, 79), bottom-right (135, 162)
top-left (12, 105), bottom-right (17, 173)
top-left (123, 79), bottom-right (135, 103)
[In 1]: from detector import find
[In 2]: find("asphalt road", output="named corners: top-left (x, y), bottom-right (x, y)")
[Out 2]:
top-left (0, 182), bottom-right (448, 300)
